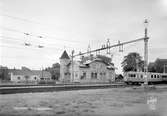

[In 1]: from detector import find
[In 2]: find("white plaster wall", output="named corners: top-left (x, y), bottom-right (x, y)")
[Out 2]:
top-left (10, 74), bottom-right (25, 82)
top-left (61, 59), bottom-right (116, 83)
top-left (79, 62), bottom-right (116, 83)
top-left (10, 73), bottom-right (41, 82)
top-left (60, 59), bottom-right (70, 82)
top-left (29, 75), bottom-right (40, 81)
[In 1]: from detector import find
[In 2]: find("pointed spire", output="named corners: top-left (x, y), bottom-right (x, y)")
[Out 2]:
top-left (60, 50), bottom-right (70, 59)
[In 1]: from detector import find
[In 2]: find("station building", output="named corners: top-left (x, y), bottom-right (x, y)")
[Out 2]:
top-left (60, 50), bottom-right (117, 83)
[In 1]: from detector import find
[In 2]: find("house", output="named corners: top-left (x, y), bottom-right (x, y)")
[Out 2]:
top-left (148, 58), bottom-right (167, 73)
top-left (60, 50), bottom-right (117, 83)
top-left (9, 67), bottom-right (51, 83)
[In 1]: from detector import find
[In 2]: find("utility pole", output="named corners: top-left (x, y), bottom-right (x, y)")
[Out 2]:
top-left (143, 19), bottom-right (149, 85)
top-left (106, 38), bottom-right (111, 54)
top-left (42, 66), bottom-right (43, 80)
top-left (136, 58), bottom-right (139, 72)
top-left (71, 50), bottom-right (75, 82)
top-left (164, 64), bottom-right (167, 73)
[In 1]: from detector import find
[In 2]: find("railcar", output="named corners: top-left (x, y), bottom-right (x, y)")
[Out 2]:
top-left (161, 73), bottom-right (167, 83)
top-left (124, 71), bottom-right (167, 85)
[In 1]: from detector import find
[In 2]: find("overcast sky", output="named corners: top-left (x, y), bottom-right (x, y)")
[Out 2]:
top-left (0, 0), bottom-right (167, 73)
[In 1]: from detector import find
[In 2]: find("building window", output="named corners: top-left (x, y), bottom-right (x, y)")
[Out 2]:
top-left (46, 78), bottom-right (50, 80)
top-left (91, 72), bottom-right (97, 79)
top-left (83, 72), bottom-right (86, 77)
top-left (81, 72), bottom-right (86, 80)
top-left (95, 73), bottom-right (97, 78)
top-left (17, 77), bottom-right (20, 80)
top-left (91, 72), bottom-right (93, 78)
top-left (75, 73), bottom-right (78, 77)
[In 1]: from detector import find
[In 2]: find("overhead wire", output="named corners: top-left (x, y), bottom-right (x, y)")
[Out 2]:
top-left (0, 13), bottom-right (86, 44)
top-left (0, 13), bottom-right (42, 25)
top-left (0, 44), bottom-right (64, 63)
top-left (0, 42), bottom-right (64, 52)
top-left (0, 26), bottom-right (82, 44)
top-left (0, 13), bottom-right (90, 53)
top-left (0, 40), bottom-right (64, 52)
top-left (0, 35), bottom-right (72, 50)
top-left (0, 12), bottom-right (90, 65)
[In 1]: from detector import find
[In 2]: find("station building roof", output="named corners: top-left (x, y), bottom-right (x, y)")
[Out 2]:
top-left (60, 50), bottom-right (70, 59)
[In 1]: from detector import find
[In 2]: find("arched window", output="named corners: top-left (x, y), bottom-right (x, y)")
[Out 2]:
top-left (91, 72), bottom-right (97, 79)
top-left (17, 77), bottom-right (20, 80)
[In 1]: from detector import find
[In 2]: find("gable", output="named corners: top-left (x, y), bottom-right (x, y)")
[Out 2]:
top-left (60, 50), bottom-right (70, 59)
top-left (89, 61), bottom-right (107, 70)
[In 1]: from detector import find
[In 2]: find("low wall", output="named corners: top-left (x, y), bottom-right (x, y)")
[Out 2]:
top-left (0, 83), bottom-right (126, 94)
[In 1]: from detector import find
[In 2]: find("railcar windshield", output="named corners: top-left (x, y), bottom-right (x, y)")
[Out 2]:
top-left (162, 75), bottom-right (167, 78)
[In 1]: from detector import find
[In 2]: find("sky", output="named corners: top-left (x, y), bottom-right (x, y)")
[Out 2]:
top-left (0, 0), bottom-right (167, 73)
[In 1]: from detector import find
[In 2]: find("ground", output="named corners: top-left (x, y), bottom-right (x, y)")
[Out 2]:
top-left (0, 87), bottom-right (167, 116)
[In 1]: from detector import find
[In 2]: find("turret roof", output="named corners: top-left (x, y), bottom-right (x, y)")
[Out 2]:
top-left (60, 50), bottom-right (70, 59)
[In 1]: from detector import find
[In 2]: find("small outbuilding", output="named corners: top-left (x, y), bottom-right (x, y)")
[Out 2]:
top-left (9, 67), bottom-right (51, 83)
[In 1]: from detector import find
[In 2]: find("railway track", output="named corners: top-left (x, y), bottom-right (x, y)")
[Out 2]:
top-left (0, 83), bottom-right (127, 94)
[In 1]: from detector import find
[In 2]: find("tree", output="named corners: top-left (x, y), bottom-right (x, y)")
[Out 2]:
top-left (0, 66), bottom-right (9, 80)
top-left (148, 63), bottom-right (156, 72)
top-left (154, 59), bottom-right (167, 73)
top-left (121, 52), bottom-right (144, 72)
top-left (45, 63), bottom-right (60, 80)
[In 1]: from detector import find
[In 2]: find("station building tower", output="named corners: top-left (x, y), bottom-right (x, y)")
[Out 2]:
top-left (59, 50), bottom-right (71, 82)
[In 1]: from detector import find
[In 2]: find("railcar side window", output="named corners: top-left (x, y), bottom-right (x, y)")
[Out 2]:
top-left (154, 75), bottom-right (156, 78)
top-left (129, 74), bottom-right (136, 77)
top-left (151, 75), bottom-right (153, 78)
top-left (141, 75), bottom-right (143, 78)
top-left (157, 75), bottom-right (159, 78)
